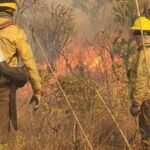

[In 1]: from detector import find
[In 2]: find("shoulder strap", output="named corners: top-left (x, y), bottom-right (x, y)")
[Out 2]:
top-left (8, 52), bottom-right (18, 64)
top-left (0, 21), bottom-right (14, 30)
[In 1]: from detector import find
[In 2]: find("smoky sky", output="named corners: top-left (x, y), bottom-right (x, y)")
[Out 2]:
top-left (21, 0), bottom-right (116, 40)
top-left (44, 0), bottom-right (115, 38)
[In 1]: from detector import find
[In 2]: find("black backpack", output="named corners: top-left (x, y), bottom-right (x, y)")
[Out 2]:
top-left (0, 62), bottom-right (28, 88)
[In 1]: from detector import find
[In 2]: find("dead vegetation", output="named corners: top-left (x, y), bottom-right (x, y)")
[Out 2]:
top-left (10, 75), bottom-right (138, 150)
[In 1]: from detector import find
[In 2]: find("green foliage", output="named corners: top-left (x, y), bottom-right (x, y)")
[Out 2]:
top-left (112, 37), bottom-right (136, 73)
top-left (127, 0), bottom-right (136, 25)
top-left (113, 0), bottom-right (135, 26)
top-left (113, 0), bottom-right (150, 26)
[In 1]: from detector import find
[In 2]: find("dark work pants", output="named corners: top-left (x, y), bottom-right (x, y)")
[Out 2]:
top-left (0, 87), bottom-right (10, 144)
top-left (139, 100), bottom-right (150, 150)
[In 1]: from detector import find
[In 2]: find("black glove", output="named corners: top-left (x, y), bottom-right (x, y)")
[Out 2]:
top-left (29, 94), bottom-right (41, 111)
top-left (130, 100), bottom-right (140, 117)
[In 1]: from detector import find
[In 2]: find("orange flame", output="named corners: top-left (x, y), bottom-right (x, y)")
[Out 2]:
top-left (55, 43), bottom-right (113, 76)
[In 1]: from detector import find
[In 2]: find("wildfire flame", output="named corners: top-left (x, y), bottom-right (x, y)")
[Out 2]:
top-left (55, 43), bottom-right (113, 76)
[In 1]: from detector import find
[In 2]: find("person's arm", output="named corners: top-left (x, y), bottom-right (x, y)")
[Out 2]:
top-left (16, 28), bottom-right (41, 94)
top-left (133, 50), bottom-right (149, 103)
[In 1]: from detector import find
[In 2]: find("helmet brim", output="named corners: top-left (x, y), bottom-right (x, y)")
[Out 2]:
top-left (131, 27), bottom-right (150, 31)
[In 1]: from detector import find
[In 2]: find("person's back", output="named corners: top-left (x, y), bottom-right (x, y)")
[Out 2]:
top-left (0, 17), bottom-right (41, 90)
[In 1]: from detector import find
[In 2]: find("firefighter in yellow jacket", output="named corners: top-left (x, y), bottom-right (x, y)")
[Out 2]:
top-left (0, 0), bottom-right (41, 145)
top-left (130, 16), bottom-right (150, 149)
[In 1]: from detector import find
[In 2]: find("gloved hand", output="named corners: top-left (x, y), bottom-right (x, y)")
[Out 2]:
top-left (29, 94), bottom-right (41, 111)
top-left (130, 100), bottom-right (140, 117)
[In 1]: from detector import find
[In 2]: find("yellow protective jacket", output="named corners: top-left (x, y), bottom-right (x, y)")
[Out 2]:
top-left (130, 46), bottom-right (150, 103)
top-left (0, 17), bottom-right (41, 93)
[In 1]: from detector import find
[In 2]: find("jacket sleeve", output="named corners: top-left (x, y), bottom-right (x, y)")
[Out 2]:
top-left (15, 28), bottom-right (41, 93)
top-left (133, 50), bottom-right (150, 103)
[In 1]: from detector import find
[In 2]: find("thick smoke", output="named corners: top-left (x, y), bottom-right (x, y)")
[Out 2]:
top-left (21, 0), bottom-right (115, 40)
top-left (43, 0), bottom-right (115, 39)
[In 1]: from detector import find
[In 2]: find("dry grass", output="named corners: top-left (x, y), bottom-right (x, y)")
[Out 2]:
top-left (5, 74), bottom-right (140, 150)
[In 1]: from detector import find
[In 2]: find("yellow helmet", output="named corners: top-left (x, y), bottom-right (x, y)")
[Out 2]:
top-left (0, 0), bottom-right (17, 10)
top-left (131, 16), bottom-right (150, 31)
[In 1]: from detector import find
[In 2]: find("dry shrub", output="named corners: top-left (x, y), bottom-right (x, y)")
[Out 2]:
top-left (6, 75), bottom-right (139, 150)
